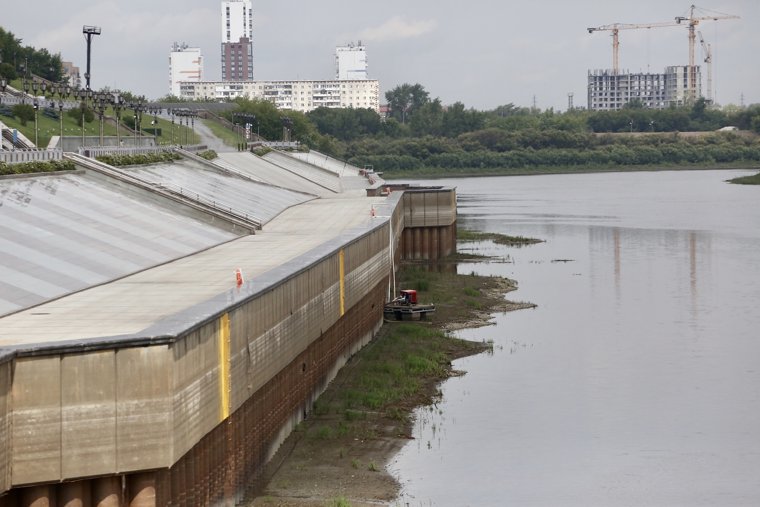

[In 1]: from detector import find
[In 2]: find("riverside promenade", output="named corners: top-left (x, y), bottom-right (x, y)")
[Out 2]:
top-left (0, 148), bottom-right (457, 506)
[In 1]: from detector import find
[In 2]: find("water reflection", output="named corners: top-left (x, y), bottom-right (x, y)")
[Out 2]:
top-left (393, 170), bottom-right (760, 507)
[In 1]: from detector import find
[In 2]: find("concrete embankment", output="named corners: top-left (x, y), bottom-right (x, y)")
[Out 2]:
top-left (0, 149), bottom-right (456, 506)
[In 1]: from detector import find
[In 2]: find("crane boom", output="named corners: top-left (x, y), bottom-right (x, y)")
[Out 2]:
top-left (587, 21), bottom-right (681, 73)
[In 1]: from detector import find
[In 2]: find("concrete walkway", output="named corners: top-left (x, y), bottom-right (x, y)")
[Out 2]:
top-left (0, 192), bottom-right (385, 347)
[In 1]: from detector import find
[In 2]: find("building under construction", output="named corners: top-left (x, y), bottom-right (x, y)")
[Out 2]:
top-left (586, 5), bottom-right (738, 111)
top-left (588, 65), bottom-right (701, 110)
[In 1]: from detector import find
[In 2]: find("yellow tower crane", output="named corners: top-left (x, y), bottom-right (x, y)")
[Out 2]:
top-left (587, 21), bottom-right (680, 74)
top-left (675, 4), bottom-right (739, 103)
top-left (697, 31), bottom-right (712, 103)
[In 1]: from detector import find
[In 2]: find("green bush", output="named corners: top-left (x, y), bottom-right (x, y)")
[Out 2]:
top-left (67, 104), bottom-right (95, 127)
top-left (96, 152), bottom-right (181, 166)
top-left (252, 146), bottom-right (272, 157)
top-left (0, 159), bottom-right (75, 176)
top-left (12, 104), bottom-right (35, 126)
top-left (197, 150), bottom-right (218, 160)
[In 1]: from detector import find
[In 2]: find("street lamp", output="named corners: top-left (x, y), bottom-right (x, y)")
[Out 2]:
top-left (114, 95), bottom-right (124, 146)
top-left (95, 93), bottom-right (107, 145)
top-left (168, 108), bottom-right (175, 145)
top-left (148, 106), bottom-right (161, 144)
top-left (33, 98), bottom-right (39, 147)
top-left (131, 99), bottom-right (145, 147)
top-left (57, 84), bottom-right (70, 149)
top-left (58, 101), bottom-right (64, 147)
top-left (232, 113), bottom-right (242, 150)
top-left (75, 88), bottom-right (87, 146)
top-left (0, 79), bottom-right (5, 151)
top-left (82, 26), bottom-right (102, 91)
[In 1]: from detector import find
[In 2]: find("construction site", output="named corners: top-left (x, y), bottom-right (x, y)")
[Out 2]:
top-left (587, 4), bottom-right (740, 110)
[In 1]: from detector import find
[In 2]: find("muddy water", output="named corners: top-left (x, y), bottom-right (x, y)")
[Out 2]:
top-left (391, 170), bottom-right (760, 506)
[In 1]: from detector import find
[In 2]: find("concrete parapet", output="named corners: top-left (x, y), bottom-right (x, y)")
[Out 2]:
top-left (0, 149), bottom-right (62, 164)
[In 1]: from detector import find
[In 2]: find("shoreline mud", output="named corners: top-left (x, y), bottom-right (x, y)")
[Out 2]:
top-left (246, 269), bottom-right (533, 507)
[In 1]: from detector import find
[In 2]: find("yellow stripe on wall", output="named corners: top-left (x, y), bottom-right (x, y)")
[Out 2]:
top-left (218, 313), bottom-right (231, 421)
top-left (339, 249), bottom-right (346, 316)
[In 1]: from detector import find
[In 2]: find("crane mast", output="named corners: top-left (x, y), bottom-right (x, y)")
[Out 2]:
top-left (697, 31), bottom-right (712, 103)
top-left (675, 4), bottom-right (739, 103)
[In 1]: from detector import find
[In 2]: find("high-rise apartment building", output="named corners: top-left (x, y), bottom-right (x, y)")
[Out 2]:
top-left (169, 43), bottom-right (203, 97)
top-left (221, 0), bottom-right (254, 81)
top-left (335, 42), bottom-right (368, 80)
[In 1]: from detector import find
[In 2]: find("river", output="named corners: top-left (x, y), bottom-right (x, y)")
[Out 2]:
top-left (391, 169), bottom-right (760, 507)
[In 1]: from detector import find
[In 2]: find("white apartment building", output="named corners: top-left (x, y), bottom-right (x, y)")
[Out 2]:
top-left (178, 79), bottom-right (380, 113)
top-left (221, 0), bottom-right (254, 80)
top-left (336, 42), bottom-right (368, 80)
top-left (588, 65), bottom-right (702, 110)
top-left (168, 43), bottom-right (203, 97)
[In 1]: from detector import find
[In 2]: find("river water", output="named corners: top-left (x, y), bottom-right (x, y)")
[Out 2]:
top-left (391, 170), bottom-right (760, 507)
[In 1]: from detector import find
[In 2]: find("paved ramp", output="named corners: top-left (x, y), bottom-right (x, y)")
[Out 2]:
top-left (262, 151), bottom-right (342, 193)
top-left (289, 150), bottom-right (362, 176)
top-left (0, 172), bottom-right (239, 316)
top-left (274, 151), bottom-right (377, 191)
top-left (217, 152), bottom-right (332, 196)
top-left (123, 158), bottom-right (315, 225)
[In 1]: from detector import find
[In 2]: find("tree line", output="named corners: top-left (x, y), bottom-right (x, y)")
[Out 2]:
top-left (289, 84), bottom-right (760, 173)
top-left (0, 27), bottom-right (63, 82)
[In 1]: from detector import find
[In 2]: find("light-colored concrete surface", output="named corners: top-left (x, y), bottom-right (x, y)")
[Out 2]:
top-left (0, 172), bottom-right (240, 317)
top-left (195, 119), bottom-right (234, 153)
top-left (263, 151), bottom-right (342, 192)
top-left (0, 194), bottom-right (385, 347)
top-left (218, 152), bottom-right (332, 197)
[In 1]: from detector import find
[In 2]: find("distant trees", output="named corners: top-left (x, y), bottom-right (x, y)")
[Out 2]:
top-left (343, 133), bottom-right (760, 173)
top-left (211, 78), bottom-right (760, 174)
top-left (0, 27), bottom-right (62, 82)
top-left (222, 98), bottom-right (321, 146)
top-left (11, 104), bottom-right (34, 126)
top-left (385, 83), bottom-right (430, 124)
top-left (307, 107), bottom-right (382, 141)
top-left (67, 103), bottom-right (94, 126)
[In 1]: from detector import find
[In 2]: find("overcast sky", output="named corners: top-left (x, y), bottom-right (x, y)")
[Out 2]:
top-left (4, 1), bottom-right (759, 110)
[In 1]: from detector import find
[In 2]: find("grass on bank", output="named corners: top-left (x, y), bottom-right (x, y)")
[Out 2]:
top-left (728, 172), bottom-right (760, 185)
top-left (309, 321), bottom-right (486, 438)
top-left (303, 266), bottom-right (518, 444)
top-left (381, 160), bottom-right (760, 179)
top-left (457, 229), bottom-right (543, 246)
top-left (1, 104), bottom-right (198, 148)
top-left (200, 118), bottom-right (240, 148)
